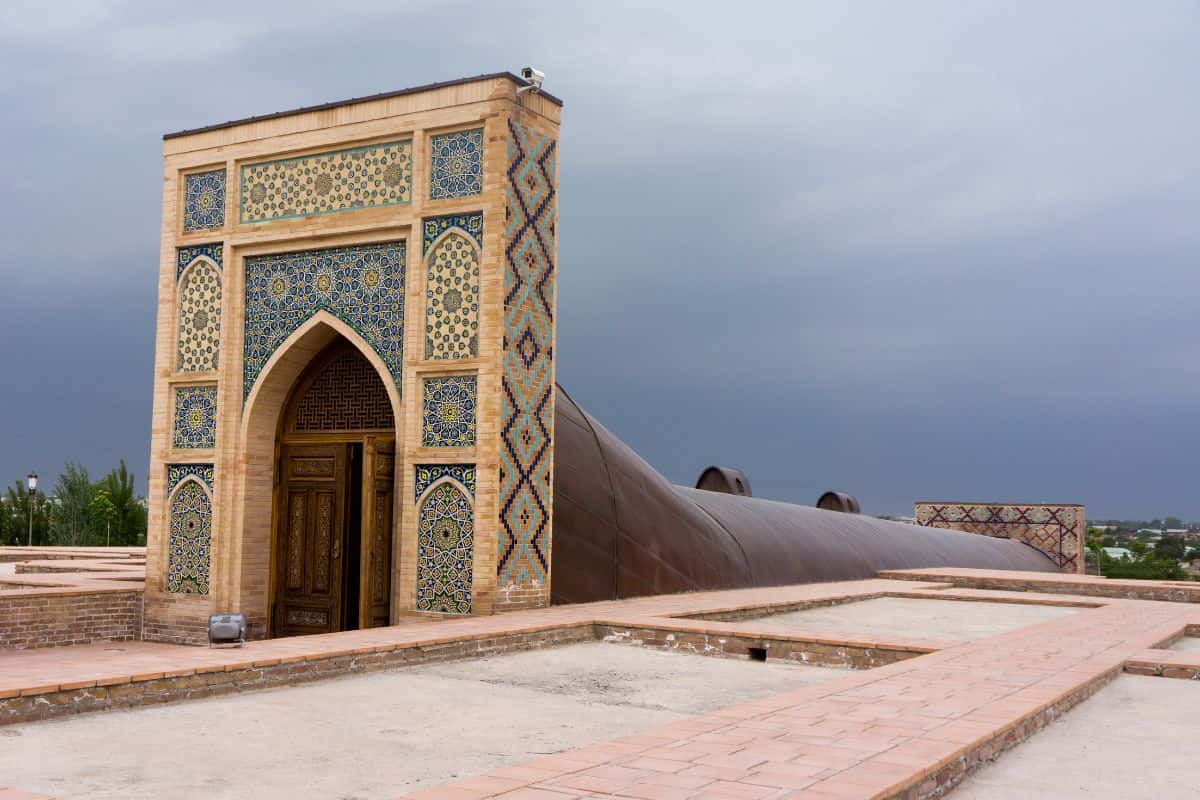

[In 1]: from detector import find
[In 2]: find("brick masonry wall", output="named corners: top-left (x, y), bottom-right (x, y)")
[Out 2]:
top-left (0, 623), bottom-right (595, 726)
top-left (494, 582), bottom-right (549, 611)
top-left (596, 624), bottom-right (930, 669)
top-left (141, 594), bottom-right (211, 646)
top-left (914, 502), bottom-right (1085, 573)
top-left (0, 591), bottom-right (142, 650)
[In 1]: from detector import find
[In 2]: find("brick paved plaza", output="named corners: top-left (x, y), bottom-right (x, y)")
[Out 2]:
top-left (3, 555), bottom-right (1200, 799)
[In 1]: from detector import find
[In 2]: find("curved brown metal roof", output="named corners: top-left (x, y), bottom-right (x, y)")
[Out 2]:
top-left (551, 384), bottom-right (1059, 605)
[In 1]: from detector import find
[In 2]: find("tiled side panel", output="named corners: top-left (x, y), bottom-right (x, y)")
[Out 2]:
top-left (913, 502), bottom-right (1085, 573)
top-left (172, 386), bottom-right (217, 449)
top-left (176, 259), bottom-right (222, 372)
top-left (421, 376), bottom-right (477, 447)
top-left (167, 479), bottom-right (213, 594)
top-left (423, 221), bottom-right (482, 360)
top-left (497, 118), bottom-right (557, 603)
top-left (182, 170), bottom-right (225, 232)
top-left (415, 479), bottom-right (475, 614)
top-left (429, 128), bottom-right (484, 200)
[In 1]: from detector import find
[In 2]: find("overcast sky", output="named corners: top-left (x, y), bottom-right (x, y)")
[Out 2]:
top-left (1, 1), bottom-right (1198, 518)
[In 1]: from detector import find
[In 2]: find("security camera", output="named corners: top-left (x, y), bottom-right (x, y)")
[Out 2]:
top-left (517, 67), bottom-right (545, 94)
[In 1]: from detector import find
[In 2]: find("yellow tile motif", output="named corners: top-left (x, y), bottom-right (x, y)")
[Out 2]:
top-left (240, 140), bottom-right (412, 224)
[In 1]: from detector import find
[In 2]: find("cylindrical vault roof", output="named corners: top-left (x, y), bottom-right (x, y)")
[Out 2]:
top-left (551, 384), bottom-right (1059, 605)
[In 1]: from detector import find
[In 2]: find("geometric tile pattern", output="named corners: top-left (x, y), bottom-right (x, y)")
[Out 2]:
top-left (167, 478), bottom-right (212, 594)
top-left (240, 140), bottom-right (412, 224)
top-left (422, 212), bottom-right (483, 250)
top-left (176, 259), bottom-right (222, 372)
top-left (429, 128), bottom-right (483, 200)
top-left (166, 463), bottom-right (214, 495)
top-left (415, 480), bottom-right (474, 614)
top-left (914, 502), bottom-right (1085, 574)
top-left (497, 119), bottom-right (556, 588)
top-left (243, 241), bottom-right (406, 399)
top-left (414, 464), bottom-right (477, 501)
top-left (421, 375), bottom-right (477, 448)
top-left (182, 169), bottom-right (226, 232)
top-left (424, 214), bottom-right (482, 360)
top-left (172, 385), bottom-right (217, 449)
top-left (176, 243), bottom-right (223, 281)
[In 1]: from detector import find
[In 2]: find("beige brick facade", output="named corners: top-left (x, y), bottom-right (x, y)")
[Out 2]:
top-left (145, 75), bottom-right (561, 642)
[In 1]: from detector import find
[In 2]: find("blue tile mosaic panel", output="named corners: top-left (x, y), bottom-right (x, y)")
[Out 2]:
top-left (167, 463), bottom-right (214, 495)
top-left (423, 212), bottom-right (483, 251)
top-left (176, 259), bottom-right (222, 372)
top-left (424, 213), bottom-right (482, 360)
top-left (415, 464), bottom-right (476, 500)
top-left (172, 385), bottom-right (217, 449)
top-left (183, 170), bottom-right (226, 232)
top-left (421, 375), bottom-right (477, 447)
top-left (498, 119), bottom-right (556, 588)
top-left (167, 478), bottom-right (212, 594)
top-left (240, 140), bottom-right (412, 223)
top-left (429, 128), bottom-right (483, 200)
top-left (176, 243), bottom-right (223, 281)
top-left (416, 480), bottom-right (474, 613)
top-left (243, 241), bottom-right (406, 399)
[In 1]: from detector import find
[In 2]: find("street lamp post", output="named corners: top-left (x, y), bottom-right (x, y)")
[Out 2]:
top-left (26, 472), bottom-right (38, 548)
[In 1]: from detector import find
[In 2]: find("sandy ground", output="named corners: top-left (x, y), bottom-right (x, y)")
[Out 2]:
top-left (1170, 635), bottom-right (1200, 651)
top-left (0, 641), bottom-right (841, 800)
top-left (952, 676), bottom-right (1200, 799)
top-left (758, 596), bottom-right (1076, 641)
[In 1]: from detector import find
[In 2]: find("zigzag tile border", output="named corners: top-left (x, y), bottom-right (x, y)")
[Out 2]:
top-left (497, 118), bottom-right (556, 596)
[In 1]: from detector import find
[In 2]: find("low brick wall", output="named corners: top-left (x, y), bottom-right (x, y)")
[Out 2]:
top-left (881, 569), bottom-right (1200, 603)
top-left (908, 663), bottom-right (1121, 799)
top-left (140, 593), bottom-right (213, 647)
top-left (0, 624), bottom-right (595, 726)
top-left (682, 593), bottom-right (886, 622)
top-left (597, 623), bottom-right (933, 669)
top-left (0, 590), bottom-right (142, 650)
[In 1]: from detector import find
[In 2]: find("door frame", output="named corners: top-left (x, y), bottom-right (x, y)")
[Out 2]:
top-left (266, 341), bottom-right (398, 638)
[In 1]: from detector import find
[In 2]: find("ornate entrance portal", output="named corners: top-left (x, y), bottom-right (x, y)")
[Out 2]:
top-left (143, 76), bottom-right (560, 644)
top-left (272, 341), bottom-right (395, 637)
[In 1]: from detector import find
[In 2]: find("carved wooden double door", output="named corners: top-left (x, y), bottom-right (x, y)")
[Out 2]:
top-left (271, 342), bottom-right (397, 638)
top-left (273, 440), bottom-right (394, 636)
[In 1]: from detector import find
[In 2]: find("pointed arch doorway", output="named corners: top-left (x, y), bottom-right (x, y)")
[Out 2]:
top-left (271, 338), bottom-right (396, 637)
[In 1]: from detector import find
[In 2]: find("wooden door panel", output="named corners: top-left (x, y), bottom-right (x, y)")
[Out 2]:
top-left (274, 444), bottom-right (346, 637)
top-left (365, 438), bottom-right (395, 628)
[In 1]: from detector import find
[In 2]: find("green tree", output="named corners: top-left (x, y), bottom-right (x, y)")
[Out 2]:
top-left (89, 490), bottom-right (118, 547)
top-left (50, 462), bottom-right (94, 545)
top-left (94, 461), bottom-right (147, 545)
top-left (1155, 534), bottom-right (1187, 562)
top-left (1100, 553), bottom-right (1187, 581)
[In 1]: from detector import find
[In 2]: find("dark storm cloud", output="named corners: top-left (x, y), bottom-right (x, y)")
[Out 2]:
top-left (1, 1), bottom-right (1198, 517)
